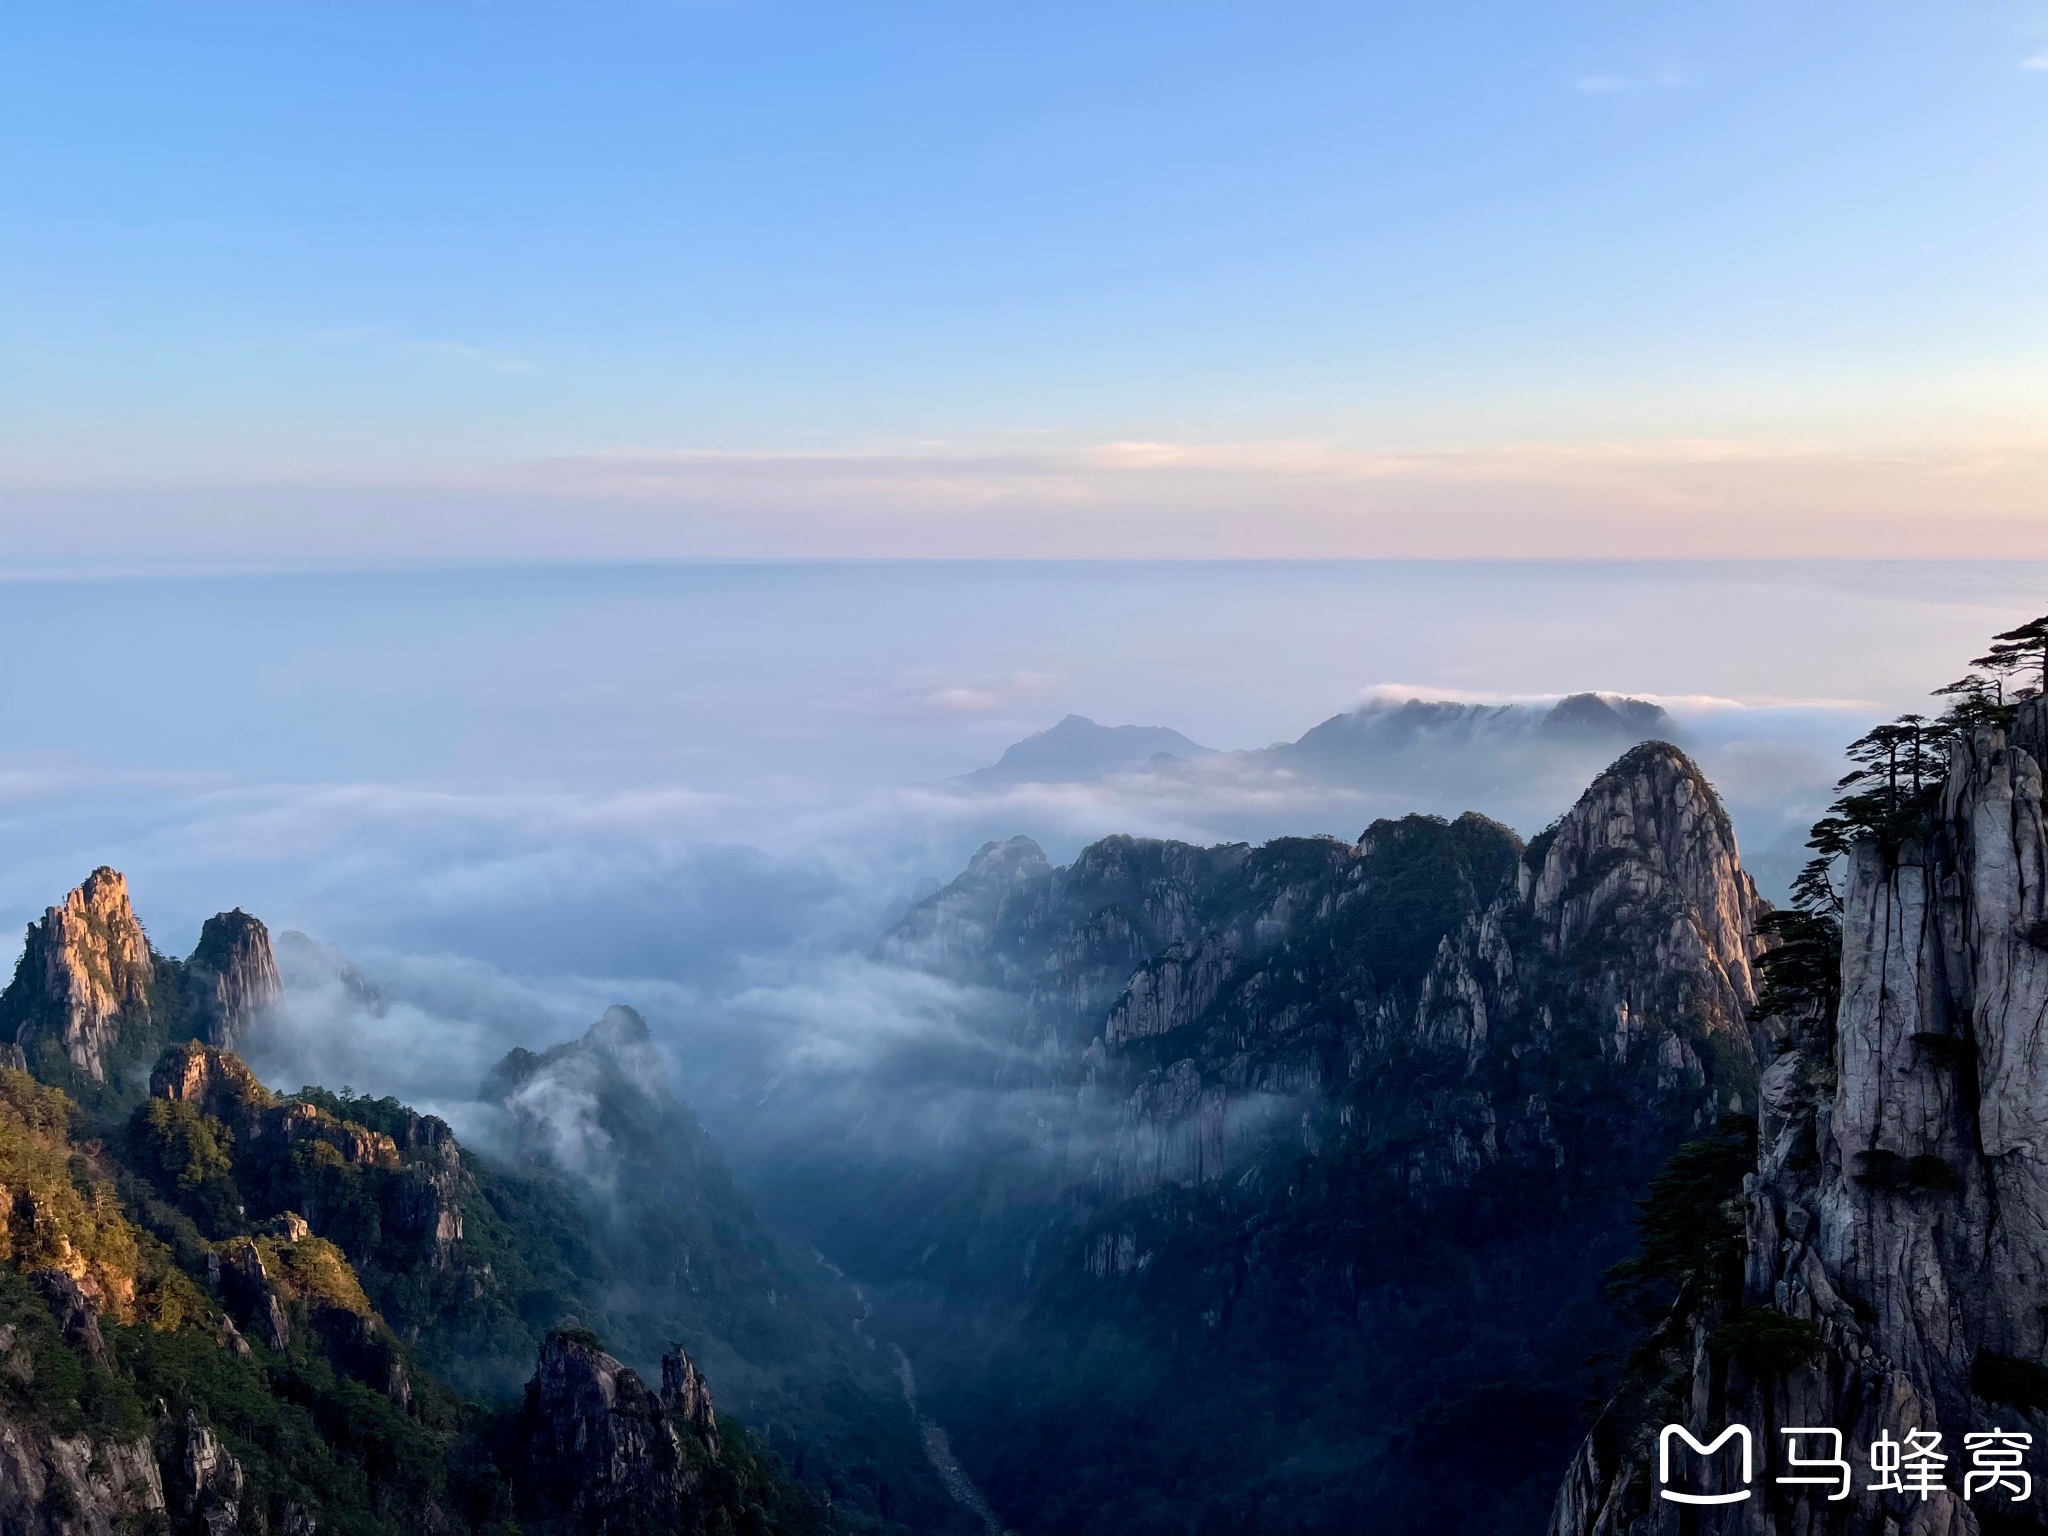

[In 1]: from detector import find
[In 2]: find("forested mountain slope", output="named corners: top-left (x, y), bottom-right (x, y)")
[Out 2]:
top-left (0, 870), bottom-right (966, 1535)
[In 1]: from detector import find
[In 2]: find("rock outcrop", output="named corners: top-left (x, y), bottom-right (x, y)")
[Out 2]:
top-left (1526, 740), bottom-right (1760, 1053)
top-left (1548, 702), bottom-right (2048, 1535)
top-left (1105, 934), bottom-right (1234, 1047)
top-left (150, 1040), bottom-right (273, 1123)
top-left (661, 1346), bottom-right (719, 1455)
top-left (178, 1411), bottom-right (245, 1536)
top-left (875, 835), bottom-right (1057, 984)
top-left (219, 1237), bottom-right (292, 1352)
top-left (1414, 740), bottom-right (1762, 1144)
top-left (483, 1004), bottom-right (685, 1178)
top-left (512, 1330), bottom-right (722, 1535)
top-left (147, 1040), bottom-right (479, 1298)
top-left (1095, 742), bottom-right (1759, 1195)
top-left (0, 869), bottom-right (154, 1086)
top-left (0, 1417), bottom-right (165, 1536)
top-left (875, 744), bottom-right (1763, 1200)
top-left (184, 910), bottom-right (281, 1051)
top-left (0, 870), bottom-right (290, 1105)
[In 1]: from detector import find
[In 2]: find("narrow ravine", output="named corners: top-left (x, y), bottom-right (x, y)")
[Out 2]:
top-left (889, 1344), bottom-right (1005, 1536)
top-left (812, 1252), bottom-right (1007, 1535)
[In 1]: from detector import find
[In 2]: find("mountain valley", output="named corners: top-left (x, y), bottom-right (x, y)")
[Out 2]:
top-left (0, 628), bottom-right (2036, 1534)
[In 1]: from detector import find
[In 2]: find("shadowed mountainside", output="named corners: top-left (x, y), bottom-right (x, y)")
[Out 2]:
top-left (748, 738), bottom-right (1761, 1535)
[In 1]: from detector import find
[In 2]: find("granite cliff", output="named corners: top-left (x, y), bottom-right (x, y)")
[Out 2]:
top-left (507, 1330), bottom-right (735, 1536)
top-left (0, 874), bottom-right (283, 1106)
top-left (184, 911), bottom-right (282, 1052)
top-left (1551, 698), bottom-right (2048, 1536)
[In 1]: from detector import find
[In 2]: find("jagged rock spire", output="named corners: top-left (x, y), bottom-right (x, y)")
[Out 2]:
top-left (515, 1330), bottom-right (721, 1533)
top-left (1418, 739), bottom-right (1762, 1110)
top-left (186, 909), bottom-right (281, 1051)
top-left (0, 868), bottom-right (286, 1099)
top-left (0, 866), bottom-right (155, 1083)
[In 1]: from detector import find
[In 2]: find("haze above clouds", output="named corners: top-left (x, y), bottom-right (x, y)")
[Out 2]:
top-left (0, 560), bottom-right (2035, 1124)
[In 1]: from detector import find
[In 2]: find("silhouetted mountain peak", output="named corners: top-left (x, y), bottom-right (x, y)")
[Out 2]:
top-left (585, 1002), bottom-right (653, 1052)
top-left (962, 714), bottom-right (1213, 784)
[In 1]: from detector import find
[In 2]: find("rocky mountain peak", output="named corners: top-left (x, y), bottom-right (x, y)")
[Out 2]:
top-left (585, 1002), bottom-right (653, 1055)
top-left (580, 1003), bottom-right (668, 1096)
top-left (186, 908), bottom-right (282, 1051)
top-left (1549, 698), bottom-right (2048, 1536)
top-left (0, 869), bottom-right (296, 1101)
top-left (961, 834), bottom-right (1050, 885)
top-left (514, 1329), bottom-right (721, 1534)
top-left (1525, 739), bottom-right (1760, 1053)
top-left (150, 1040), bottom-right (275, 1123)
top-left (875, 834), bottom-right (1052, 978)
top-left (962, 715), bottom-right (1214, 783)
top-left (0, 865), bottom-right (155, 1083)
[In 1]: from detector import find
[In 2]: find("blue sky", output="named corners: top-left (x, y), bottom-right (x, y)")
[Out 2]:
top-left (4, 2), bottom-right (2045, 561)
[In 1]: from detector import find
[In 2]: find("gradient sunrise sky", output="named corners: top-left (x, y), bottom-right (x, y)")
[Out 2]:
top-left (3, 1), bottom-right (2045, 564)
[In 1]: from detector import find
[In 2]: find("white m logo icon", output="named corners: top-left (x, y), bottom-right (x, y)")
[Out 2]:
top-left (1659, 1424), bottom-right (1754, 1505)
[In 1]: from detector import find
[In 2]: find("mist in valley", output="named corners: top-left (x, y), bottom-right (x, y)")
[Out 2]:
top-left (3, 558), bottom-right (2035, 1201)
top-left (2, 558), bottom-right (2042, 1533)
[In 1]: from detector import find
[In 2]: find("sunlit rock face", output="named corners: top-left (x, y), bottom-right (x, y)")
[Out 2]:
top-left (1550, 699), bottom-right (2048, 1536)
top-left (0, 867), bottom-right (155, 1084)
top-left (1524, 740), bottom-right (1763, 1064)
top-left (0, 871), bottom-right (288, 1109)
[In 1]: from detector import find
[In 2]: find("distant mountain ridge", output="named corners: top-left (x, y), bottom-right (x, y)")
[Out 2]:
top-left (960, 691), bottom-right (1679, 792)
top-left (1263, 690), bottom-right (1675, 774)
top-left (960, 713), bottom-right (1214, 784)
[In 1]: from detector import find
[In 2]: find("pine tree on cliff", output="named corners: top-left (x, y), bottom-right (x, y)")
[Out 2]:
top-left (1558, 603), bottom-right (2048, 1536)
top-left (1970, 611), bottom-right (2048, 699)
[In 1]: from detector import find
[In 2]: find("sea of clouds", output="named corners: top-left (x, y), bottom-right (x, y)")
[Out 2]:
top-left (0, 560), bottom-right (2036, 1148)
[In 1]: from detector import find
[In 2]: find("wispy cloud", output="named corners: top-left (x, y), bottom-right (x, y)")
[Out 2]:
top-left (308, 326), bottom-right (538, 374)
top-left (2023, 50), bottom-right (2048, 71)
top-left (1572, 68), bottom-right (1685, 95)
top-left (405, 340), bottom-right (538, 374)
top-left (924, 687), bottom-right (1002, 713)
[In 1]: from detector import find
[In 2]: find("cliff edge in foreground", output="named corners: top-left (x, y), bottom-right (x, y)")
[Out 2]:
top-left (1553, 699), bottom-right (2048, 1536)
